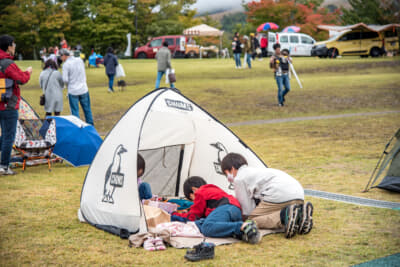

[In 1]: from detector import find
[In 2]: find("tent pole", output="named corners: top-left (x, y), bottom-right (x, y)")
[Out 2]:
top-left (175, 145), bottom-right (185, 196)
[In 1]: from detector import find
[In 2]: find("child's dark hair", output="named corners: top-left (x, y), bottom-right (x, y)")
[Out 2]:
top-left (183, 176), bottom-right (207, 200)
top-left (221, 153), bottom-right (248, 173)
top-left (162, 41), bottom-right (169, 47)
top-left (273, 43), bottom-right (281, 50)
top-left (43, 59), bottom-right (58, 70)
top-left (137, 154), bottom-right (145, 176)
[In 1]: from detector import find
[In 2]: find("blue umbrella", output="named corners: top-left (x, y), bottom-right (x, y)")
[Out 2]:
top-left (49, 115), bottom-right (102, 167)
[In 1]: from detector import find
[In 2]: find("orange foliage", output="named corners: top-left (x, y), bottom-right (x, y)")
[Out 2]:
top-left (246, 0), bottom-right (341, 41)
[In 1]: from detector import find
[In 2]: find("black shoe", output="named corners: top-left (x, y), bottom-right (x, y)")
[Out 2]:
top-left (298, 202), bottom-right (313, 235)
top-left (284, 204), bottom-right (299, 238)
top-left (241, 220), bottom-right (261, 244)
top-left (184, 242), bottom-right (215, 262)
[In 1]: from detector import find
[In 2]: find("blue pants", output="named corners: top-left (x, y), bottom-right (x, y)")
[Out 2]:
top-left (233, 53), bottom-right (241, 68)
top-left (107, 74), bottom-right (115, 91)
top-left (139, 182), bottom-right (152, 200)
top-left (0, 109), bottom-right (18, 168)
top-left (245, 53), bottom-right (251, 68)
top-left (276, 74), bottom-right (290, 104)
top-left (155, 71), bottom-right (174, 89)
top-left (195, 204), bottom-right (243, 238)
top-left (68, 92), bottom-right (94, 125)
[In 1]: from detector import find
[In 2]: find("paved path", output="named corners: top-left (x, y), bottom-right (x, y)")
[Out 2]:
top-left (226, 110), bottom-right (400, 127)
top-left (304, 189), bottom-right (400, 209)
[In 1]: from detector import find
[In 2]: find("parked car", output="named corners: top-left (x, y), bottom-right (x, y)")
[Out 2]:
top-left (134, 35), bottom-right (200, 59)
top-left (266, 32), bottom-right (316, 56)
top-left (311, 28), bottom-right (398, 58)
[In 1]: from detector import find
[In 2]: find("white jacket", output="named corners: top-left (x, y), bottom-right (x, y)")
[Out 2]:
top-left (234, 166), bottom-right (304, 215)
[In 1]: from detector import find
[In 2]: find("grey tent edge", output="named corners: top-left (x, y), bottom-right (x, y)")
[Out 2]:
top-left (364, 128), bottom-right (400, 193)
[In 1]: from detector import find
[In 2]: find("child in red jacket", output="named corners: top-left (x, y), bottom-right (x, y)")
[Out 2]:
top-left (172, 176), bottom-right (261, 244)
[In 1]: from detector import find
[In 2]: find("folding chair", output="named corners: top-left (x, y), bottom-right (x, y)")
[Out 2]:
top-left (13, 118), bottom-right (57, 171)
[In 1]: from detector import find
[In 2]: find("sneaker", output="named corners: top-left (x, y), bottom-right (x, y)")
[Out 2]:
top-left (278, 103), bottom-right (284, 107)
top-left (184, 242), bottom-right (215, 262)
top-left (284, 204), bottom-right (299, 238)
top-left (0, 167), bottom-right (16, 175)
top-left (241, 220), bottom-right (261, 244)
top-left (108, 88), bottom-right (114, 93)
top-left (298, 202), bottom-right (313, 235)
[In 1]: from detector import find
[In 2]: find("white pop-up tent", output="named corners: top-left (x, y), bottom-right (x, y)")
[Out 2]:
top-left (79, 88), bottom-right (267, 238)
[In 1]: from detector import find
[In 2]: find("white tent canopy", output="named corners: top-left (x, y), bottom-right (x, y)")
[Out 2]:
top-left (183, 24), bottom-right (224, 58)
top-left (183, 24), bottom-right (224, 37)
top-left (79, 88), bottom-right (267, 237)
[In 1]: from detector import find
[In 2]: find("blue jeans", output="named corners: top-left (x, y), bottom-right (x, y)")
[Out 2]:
top-left (245, 53), bottom-right (251, 68)
top-left (195, 204), bottom-right (243, 238)
top-left (155, 71), bottom-right (175, 89)
top-left (139, 182), bottom-right (152, 200)
top-left (275, 74), bottom-right (290, 104)
top-left (0, 109), bottom-right (18, 167)
top-left (68, 92), bottom-right (94, 125)
top-left (107, 74), bottom-right (115, 91)
top-left (233, 53), bottom-right (241, 67)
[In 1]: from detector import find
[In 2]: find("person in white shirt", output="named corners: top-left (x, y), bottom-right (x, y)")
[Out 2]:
top-left (221, 153), bottom-right (313, 239)
top-left (60, 49), bottom-right (94, 125)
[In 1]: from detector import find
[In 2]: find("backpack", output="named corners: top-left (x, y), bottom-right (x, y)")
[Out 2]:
top-left (0, 59), bottom-right (17, 108)
top-left (279, 56), bottom-right (289, 72)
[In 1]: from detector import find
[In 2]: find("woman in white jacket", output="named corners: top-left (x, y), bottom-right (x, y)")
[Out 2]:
top-left (221, 153), bottom-right (313, 239)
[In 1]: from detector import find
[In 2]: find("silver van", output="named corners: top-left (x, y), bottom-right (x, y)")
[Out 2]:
top-left (267, 32), bottom-right (316, 56)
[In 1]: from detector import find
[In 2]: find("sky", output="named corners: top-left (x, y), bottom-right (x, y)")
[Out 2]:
top-left (190, 0), bottom-right (256, 14)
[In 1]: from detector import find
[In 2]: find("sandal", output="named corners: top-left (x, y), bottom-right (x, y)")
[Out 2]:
top-left (143, 237), bottom-right (156, 251)
top-left (153, 237), bottom-right (166, 251)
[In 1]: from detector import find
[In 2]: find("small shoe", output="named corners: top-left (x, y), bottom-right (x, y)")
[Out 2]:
top-left (298, 202), bottom-right (313, 235)
top-left (153, 237), bottom-right (166, 251)
top-left (143, 237), bottom-right (156, 251)
top-left (278, 103), bottom-right (284, 107)
top-left (0, 167), bottom-right (16, 175)
top-left (284, 204), bottom-right (299, 239)
top-left (241, 220), bottom-right (261, 244)
top-left (184, 242), bottom-right (215, 261)
top-left (107, 88), bottom-right (114, 93)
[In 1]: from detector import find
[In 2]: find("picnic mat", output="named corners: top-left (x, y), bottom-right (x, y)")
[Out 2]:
top-left (169, 229), bottom-right (283, 249)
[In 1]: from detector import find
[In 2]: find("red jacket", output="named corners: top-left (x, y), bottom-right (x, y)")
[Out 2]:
top-left (260, 37), bottom-right (268, 48)
top-left (172, 184), bottom-right (242, 221)
top-left (0, 49), bottom-right (31, 110)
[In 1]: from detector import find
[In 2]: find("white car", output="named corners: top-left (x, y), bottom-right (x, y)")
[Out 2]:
top-left (267, 32), bottom-right (316, 56)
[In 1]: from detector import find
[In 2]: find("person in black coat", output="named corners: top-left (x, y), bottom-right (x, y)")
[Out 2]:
top-left (232, 36), bottom-right (242, 69)
top-left (103, 47), bottom-right (118, 93)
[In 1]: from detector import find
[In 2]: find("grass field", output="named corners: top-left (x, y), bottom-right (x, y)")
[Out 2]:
top-left (1, 56), bottom-right (399, 266)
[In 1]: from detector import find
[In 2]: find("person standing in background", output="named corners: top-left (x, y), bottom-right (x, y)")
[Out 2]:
top-left (39, 59), bottom-right (64, 116)
top-left (155, 41), bottom-right (174, 89)
top-left (232, 36), bottom-right (242, 69)
top-left (243, 36), bottom-right (252, 69)
top-left (60, 48), bottom-right (94, 125)
top-left (103, 47), bottom-right (118, 93)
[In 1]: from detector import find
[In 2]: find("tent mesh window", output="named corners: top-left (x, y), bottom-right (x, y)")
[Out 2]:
top-left (139, 145), bottom-right (183, 197)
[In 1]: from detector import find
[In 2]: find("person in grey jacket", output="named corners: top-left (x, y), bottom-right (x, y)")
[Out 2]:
top-left (103, 47), bottom-right (118, 93)
top-left (39, 59), bottom-right (64, 116)
top-left (221, 153), bottom-right (313, 239)
top-left (155, 41), bottom-right (174, 89)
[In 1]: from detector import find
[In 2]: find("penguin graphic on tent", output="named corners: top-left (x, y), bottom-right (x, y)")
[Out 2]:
top-left (102, 144), bottom-right (128, 204)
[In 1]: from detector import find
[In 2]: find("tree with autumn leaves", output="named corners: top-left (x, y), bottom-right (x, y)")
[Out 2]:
top-left (245, 0), bottom-right (341, 41)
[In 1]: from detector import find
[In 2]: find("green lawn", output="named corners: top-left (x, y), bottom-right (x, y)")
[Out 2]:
top-left (1, 56), bottom-right (399, 266)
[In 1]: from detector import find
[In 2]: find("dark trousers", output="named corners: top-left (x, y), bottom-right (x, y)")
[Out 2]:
top-left (0, 109), bottom-right (18, 167)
